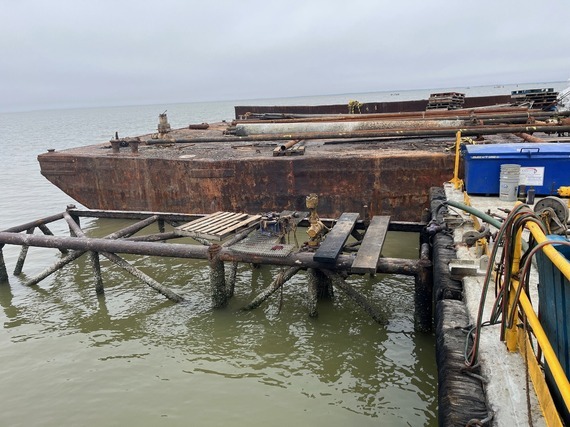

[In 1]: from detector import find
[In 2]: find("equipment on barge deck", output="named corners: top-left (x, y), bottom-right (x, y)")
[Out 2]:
top-left (36, 91), bottom-right (570, 222)
top-left (157, 111), bottom-right (171, 135)
top-left (305, 193), bottom-right (327, 248)
top-left (534, 196), bottom-right (569, 235)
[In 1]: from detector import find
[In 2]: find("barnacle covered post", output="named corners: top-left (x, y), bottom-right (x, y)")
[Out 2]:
top-left (0, 245), bottom-right (8, 284)
top-left (307, 268), bottom-right (334, 318)
top-left (209, 243), bottom-right (228, 308)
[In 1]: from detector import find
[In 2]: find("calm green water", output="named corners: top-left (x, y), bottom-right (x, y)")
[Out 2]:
top-left (1, 83), bottom-right (564, 426)
top-left (0, 225), bottom-right (435, 426)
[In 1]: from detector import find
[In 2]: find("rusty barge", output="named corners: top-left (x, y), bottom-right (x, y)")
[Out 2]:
top-left (37, 91), bottom-right (570, 222)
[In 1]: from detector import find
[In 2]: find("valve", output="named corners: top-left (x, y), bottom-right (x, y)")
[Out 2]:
top-left (462, 225), bottom-right (491, 247)
top-left (306, 194), bottom-right (326, 248)
top-left (534, 196), bottom-right (569, 234)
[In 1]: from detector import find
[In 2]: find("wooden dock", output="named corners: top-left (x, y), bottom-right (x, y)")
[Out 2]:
top-left (0, 206), bottom-right (431, 328)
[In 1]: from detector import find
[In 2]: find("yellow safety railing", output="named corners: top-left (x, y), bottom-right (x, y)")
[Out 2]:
top-left (506, 208), bottom-right (570, 426)
top-left (448, 131), bottom-right (464, 190)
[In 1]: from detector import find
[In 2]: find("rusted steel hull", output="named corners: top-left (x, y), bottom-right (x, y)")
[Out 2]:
top-left (38, 149), bottom-right (454, 222)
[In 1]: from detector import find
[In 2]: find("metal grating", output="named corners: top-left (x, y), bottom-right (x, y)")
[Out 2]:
top-left (229, 230), bottom-right (295, 257)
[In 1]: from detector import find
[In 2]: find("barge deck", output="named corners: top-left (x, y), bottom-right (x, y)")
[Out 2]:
top-left (37, 113), bottom-right (570, 223)
top-left (38, 121), bottom-right (460, 221)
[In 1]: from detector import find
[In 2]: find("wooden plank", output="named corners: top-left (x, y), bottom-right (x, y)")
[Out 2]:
top-left (187, 212), bottom-right (239, 232)
top-left (351, 216), bottom-right (391, 274)
top-left (191, 213), bottom-right (244, 233)
top-left (178, 211), bottom-right (229, 232)
top-left (313, 212), bottom-right (359, 264)
top-left (177, 211), bottom-right (223, 231)
top-left (200, 213), bottom-right (248, 233)
top-left (208, 213), bottom-right (253, 234)
top-left (217, 214), bottom-right (262, 239)
top-left (176, 211), bottom-right (261, 241)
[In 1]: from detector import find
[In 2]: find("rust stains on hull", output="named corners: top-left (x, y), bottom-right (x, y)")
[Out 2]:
top-left (39, 146), bottom-right (454, 222)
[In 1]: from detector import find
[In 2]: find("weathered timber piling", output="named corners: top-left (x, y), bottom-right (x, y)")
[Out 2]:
top-left (2, 212), bottom-right (65, 233)
top-left (0, 245), bottom-right (8, 284)
top-left (38, 223), bottom-right (67, 255)
top-left (90, 251), bottom-right (104, 295)
top-left (25, 249), bottom-right (84, 287)
top-left (67, 208), bottom-right (80, 236)
top-left (208, 244), bottom-right (228, 308)
top-left (0, 231), bottom-right (427, 272)
top-left (244, 267), bottom-right (302, 310)
top-left (322, 269), bottom-right (386, 325)
top-left (226, 261), bottom-right (238, 299)
top-left (64, 211), bottom-right (104, 294)
top-left (62, 211), bottom-right (184, 302)
top-left (14, 227), bottom-right (34, 276)
top-left (307, 268), bottom-right (334, 317)
top-left (104, 251), bottom-right (184, 302)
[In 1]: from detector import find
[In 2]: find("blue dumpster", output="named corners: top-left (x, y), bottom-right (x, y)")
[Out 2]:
top-left (462, 143), bottom-right (570, 195)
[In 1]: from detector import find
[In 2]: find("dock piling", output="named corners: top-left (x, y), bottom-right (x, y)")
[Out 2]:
top-left (38, 224), bottom-right (67, 254)
top-left (25, 250), bottom-right (84, 287)
top-left (67, 207), bottom-right (80, 237)
top-left (90, 251), bottom-right (104, 295)
top-left (0, 245), bottom-right (8, 284)
top-left (307, 269), bottom-right (319, 317)
top-left (243, 266), bottom-right (302, 310)
top-left (102, 251), bottom-right (183, 302)
top-left (209, 244), bottom-right (228, 308)
top-left (226, 261), bottom-right (238, 299)
top-left (322, 269), bottom-right (386, 325)
top-left (14, 227), bottom-right (34, 276)
top-left (307, 268), bottom-right (334, 317)
top-left (64, 212), bottom-right (184, 302)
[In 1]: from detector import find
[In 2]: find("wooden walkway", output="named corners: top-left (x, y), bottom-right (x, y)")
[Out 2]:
top-left (313, 213), bottom-right (391, 273)
top-left (176, 211), bottom-right (261, 241)
top-left (351, 216), bottom-right (390, 273)
top-left (314, 212), bottom-right (359, 263)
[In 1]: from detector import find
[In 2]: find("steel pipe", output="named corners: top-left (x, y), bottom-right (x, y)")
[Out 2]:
top-left (2, 212), bottom-right (66, 233)
top-left (0, 231), bottom-right (425, 275)
top-left (236, 109), bottom-right (570, 124)
top-left (234, 119), bottom-right (466, 136)
top-left (147, 124), bottom-right (570, 145)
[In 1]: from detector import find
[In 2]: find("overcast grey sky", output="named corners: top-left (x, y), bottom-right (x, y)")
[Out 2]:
top-left (2, 0), bottom-right (569, 112)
